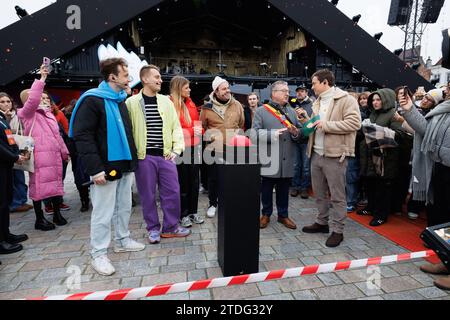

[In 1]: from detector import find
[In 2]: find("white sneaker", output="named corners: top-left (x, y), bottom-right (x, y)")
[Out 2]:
top-left (408, 212), bottom-right (419, 220)
top-left (91, 255), bottom-right (115, 276)
top-left (189, 213), bottom-right (204, 224)
top-left (180, 216), bottom-right (193, 228)
top-left (114, 239), bottom-right (146, 253)
top-left (207, 206), bottom-right (216, 218)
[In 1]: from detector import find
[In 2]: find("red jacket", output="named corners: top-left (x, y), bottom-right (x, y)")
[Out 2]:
top-left (55, 110), bottom-right (69, 134)
top-left (171, 97), bottom-right (203, 147)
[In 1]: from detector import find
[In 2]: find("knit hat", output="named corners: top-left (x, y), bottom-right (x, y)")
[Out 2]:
top-left (426, 89), bottom-right (444, 105)
top-left (212, 76), bottom-right (228, 92)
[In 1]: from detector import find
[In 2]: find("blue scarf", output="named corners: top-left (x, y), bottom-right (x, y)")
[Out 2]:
top-left (69, 81), bottom-right (132, 162)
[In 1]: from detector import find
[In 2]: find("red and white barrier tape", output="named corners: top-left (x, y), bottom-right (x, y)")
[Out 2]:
top-left (26, 250), bottom-right (436, 300)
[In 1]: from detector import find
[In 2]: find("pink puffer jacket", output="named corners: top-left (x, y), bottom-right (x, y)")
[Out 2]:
top-left (18, 80), bottom-right (69, 201)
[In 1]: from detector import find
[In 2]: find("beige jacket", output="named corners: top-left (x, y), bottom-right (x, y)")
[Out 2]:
top-left (307, 87), bottom-right (361, 158)
top-left (200, 95), bottom-right (245, 152)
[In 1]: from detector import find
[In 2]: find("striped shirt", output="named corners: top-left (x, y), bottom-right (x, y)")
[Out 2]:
top-left (143, 94), bottom-right (164, 153)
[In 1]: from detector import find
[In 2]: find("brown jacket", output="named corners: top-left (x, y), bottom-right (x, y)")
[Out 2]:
top-left (307, 87), bottom-right (361, 158)
top-left (200, 95), bottom-right (245, 152)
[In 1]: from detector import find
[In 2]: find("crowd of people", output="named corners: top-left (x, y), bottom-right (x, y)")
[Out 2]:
top-left (0, 60), bottom-right (449, 288)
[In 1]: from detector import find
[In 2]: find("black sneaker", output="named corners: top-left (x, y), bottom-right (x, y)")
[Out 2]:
top-left (369, 218), bottom-right (386, 227)
top-left (357, 209), bottom-right (373, 216)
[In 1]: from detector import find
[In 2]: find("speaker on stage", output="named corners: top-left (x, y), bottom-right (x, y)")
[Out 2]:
top-left (217, 137), bottom-right (261, 277)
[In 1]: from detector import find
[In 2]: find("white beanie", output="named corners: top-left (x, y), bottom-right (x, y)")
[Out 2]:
top-left (212, 76), bottom-right (228, 92)
top-left (426, 89), bottom-right (444, 105)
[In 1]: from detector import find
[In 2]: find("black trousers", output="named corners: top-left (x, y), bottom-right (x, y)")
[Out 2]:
top-left (367, 177), bottom-right (394, 220)
top-left (0, 166), bottom-right (13, 242)
top-left (427, 162), bottom-right (450, 227)
top-left (408, 199), bottom-right (426, 215)
top-left (177, 147), bottom-right (200, 218)
top-left (200, 141), bottom-right (208, 190)
top-left (391, 165), bottom-right (411, 213)
top-left (207, 162), bottom-right (218, 207)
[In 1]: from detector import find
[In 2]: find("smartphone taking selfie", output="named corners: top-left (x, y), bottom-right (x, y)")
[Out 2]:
top-left (42, 57), bottom-right (53, 73)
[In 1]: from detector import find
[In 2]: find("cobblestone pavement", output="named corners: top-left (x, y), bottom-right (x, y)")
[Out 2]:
top-left (1, 170), bottom-right (449, 300)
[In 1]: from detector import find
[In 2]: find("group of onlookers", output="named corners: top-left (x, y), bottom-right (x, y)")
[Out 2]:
top-left (1, 62), bottom-right (449, 289)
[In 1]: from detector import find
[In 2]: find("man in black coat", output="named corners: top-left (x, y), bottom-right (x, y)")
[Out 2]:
top-left (0, 109), bottom-right (28, 257)
top-left (70, 58), bottom-right (144, 276)
top-left (290, 84), bottom-right (313, 199)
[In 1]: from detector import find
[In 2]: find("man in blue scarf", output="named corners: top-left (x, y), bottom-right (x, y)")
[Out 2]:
top-left (70, 58), bottom-right (144, 276)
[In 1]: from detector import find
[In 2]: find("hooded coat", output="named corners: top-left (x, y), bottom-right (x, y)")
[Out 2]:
top-left (17, 80), bottom-right (69, 201)
top-left (359, 88), bottom-right (404, 179)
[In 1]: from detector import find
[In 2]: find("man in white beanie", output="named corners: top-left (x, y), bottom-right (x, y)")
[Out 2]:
top-left (200, 76), bottom-right (245, 218)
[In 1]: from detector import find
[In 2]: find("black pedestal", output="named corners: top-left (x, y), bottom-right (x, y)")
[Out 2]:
top-left (217, 146), bottom-right (261, 277)
top-left (421, 223), bottom-right (450, 272)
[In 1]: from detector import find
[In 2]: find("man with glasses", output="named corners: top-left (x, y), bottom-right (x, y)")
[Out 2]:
top-left (302, 69), bottom-right (361, 248)
top-left (252, 81), bottom-right (302, 230)
top-left (70, 58), bottom-right (145, 276)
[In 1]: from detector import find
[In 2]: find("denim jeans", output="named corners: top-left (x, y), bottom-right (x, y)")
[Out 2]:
top-left (346, 157), bottom-right (360, 208)
top-left (10, 169), bottom-right (28, 211)
top-left (90, 172), bottom-right (134, 259)
top-left (292, 143), bottom-right (311, 191)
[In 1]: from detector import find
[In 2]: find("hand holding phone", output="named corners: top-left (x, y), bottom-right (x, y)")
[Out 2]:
top-left (42, 57), bottom-right (53, 74)
top-left (403, 86), bottom-right (409, 99)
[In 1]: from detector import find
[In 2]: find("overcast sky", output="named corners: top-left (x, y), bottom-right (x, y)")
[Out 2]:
top-left (1, 0), bottom-right (448, 64)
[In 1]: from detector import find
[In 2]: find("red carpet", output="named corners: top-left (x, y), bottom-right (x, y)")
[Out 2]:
top-left (348, 210), bottom-right (440, 263)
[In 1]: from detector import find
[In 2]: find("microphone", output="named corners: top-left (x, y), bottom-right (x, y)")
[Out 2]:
top-left (82, 169), bottom-right (123, 186)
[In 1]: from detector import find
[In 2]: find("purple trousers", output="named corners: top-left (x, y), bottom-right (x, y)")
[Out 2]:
top-left (135, 155), bottom-right (181, 233)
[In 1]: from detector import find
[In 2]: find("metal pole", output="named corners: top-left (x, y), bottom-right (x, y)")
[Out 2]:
top-left (412, 0), bottom-right (419, 61)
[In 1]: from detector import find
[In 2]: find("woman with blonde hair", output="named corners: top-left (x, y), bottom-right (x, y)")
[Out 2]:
top-left (170, 76), bottom-right (204, 228)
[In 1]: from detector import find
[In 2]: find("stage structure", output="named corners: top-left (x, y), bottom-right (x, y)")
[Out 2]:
top-left (0, 0), bottom-right (433, 98)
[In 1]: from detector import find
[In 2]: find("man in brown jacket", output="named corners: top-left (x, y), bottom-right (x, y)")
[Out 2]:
top-left (302, 69), bottom-right (361, 247)
top-left (200, 76), bottom-right (245, 218)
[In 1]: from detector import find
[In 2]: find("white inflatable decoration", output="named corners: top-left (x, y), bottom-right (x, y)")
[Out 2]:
top-left (97, 41), bottom-right (148, 89)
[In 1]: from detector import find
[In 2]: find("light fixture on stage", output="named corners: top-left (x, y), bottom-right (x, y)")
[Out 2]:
top-left (352, 14), bottom-right (361, 25)
top-left (394, 48), bottom-right (404, 56)
top-left (217, 64), bottom-right (227, 73)
top-left (374, 32), bottom-right (383, 41)
top-left (331, 0), bottom-right (339, 6)
top-left (15, 5), bottom-right (28, 19)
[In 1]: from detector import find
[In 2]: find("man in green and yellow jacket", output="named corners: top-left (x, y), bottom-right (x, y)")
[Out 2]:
top-left (126, 65), bottom-right (189, 244)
